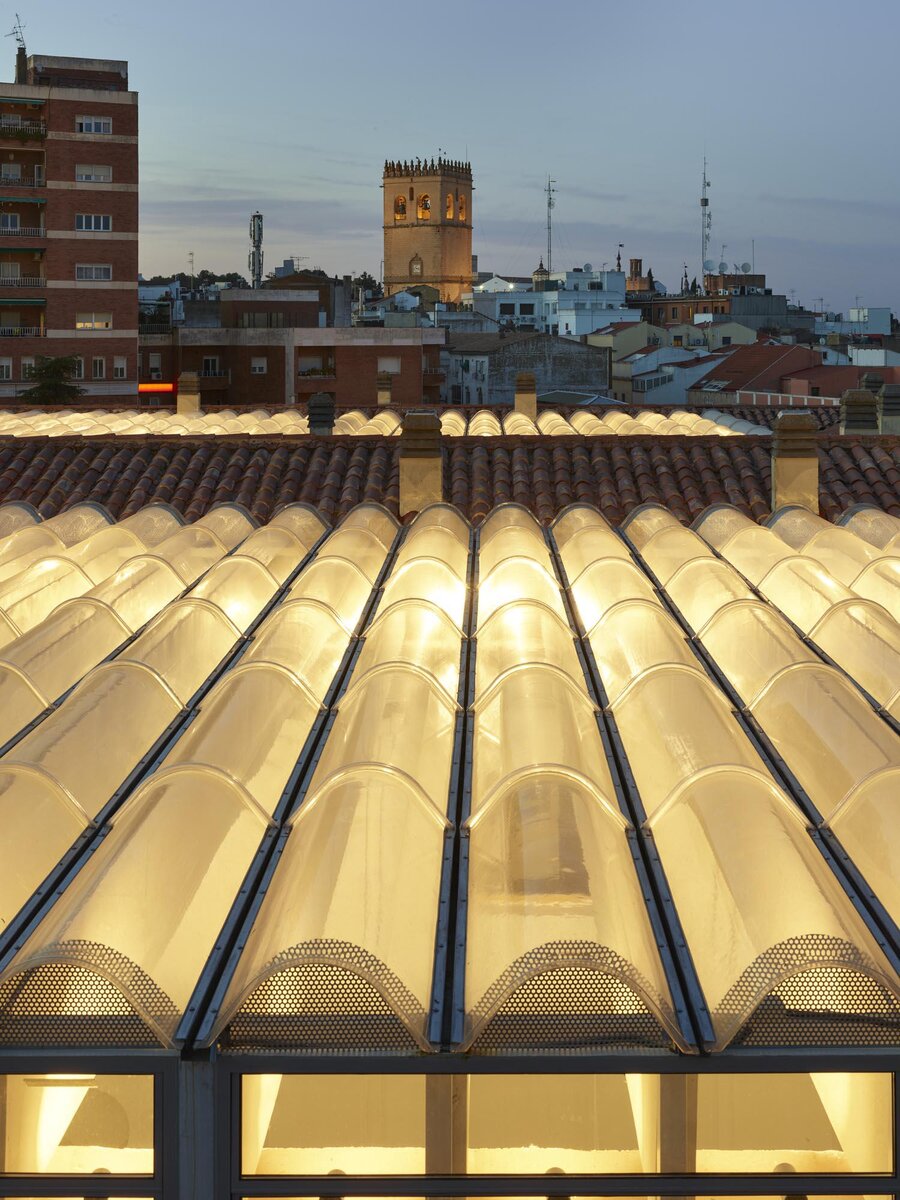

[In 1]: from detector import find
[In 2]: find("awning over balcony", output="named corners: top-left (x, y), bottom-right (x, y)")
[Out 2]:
top-left (0, 297), bottom-right (45, 304)
top-left (0, 196), bottom-right (45, 204)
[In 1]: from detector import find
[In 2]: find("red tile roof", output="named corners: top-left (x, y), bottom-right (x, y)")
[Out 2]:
top-left (692, 344), bottom-right (823, 392)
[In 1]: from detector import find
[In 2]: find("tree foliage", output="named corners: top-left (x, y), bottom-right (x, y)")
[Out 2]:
top-left (19, 356), bottom-right (86, 404)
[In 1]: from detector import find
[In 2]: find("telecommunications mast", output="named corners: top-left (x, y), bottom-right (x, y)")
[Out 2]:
top-left (700, 157), bottom-right (712, 284)
top-left (545, 175), bottom-right (556, 275)
top-left (249, 211), bottom-right (264, 290)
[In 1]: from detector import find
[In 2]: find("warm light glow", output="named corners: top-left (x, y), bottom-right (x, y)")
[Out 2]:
top-left (137, 382), bottom-right (174, 393)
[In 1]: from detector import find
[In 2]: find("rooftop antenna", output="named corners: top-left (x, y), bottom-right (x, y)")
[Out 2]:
top-left (700, 157), bottom-right (712, 287)
top-left (545, 175), bottom-right (556, 275)
top-left (249, 211), bottom-right (264, 290)
top-left (6, 13), bottom-right (26, 50)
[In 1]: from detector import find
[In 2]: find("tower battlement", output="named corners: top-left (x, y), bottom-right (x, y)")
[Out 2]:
top-left (384, 157), bottom-right (472, 180)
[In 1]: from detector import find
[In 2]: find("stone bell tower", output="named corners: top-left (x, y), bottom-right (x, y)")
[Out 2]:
top-left (382, 157), bottom-right (473, 303)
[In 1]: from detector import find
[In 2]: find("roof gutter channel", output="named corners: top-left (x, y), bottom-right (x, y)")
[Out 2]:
top-left (185, 524), bottom-right (409, 1053)
top-left (544, 528), bottom-right (713, 1055)
top-left (427, 523), bottom-right (477, 1051)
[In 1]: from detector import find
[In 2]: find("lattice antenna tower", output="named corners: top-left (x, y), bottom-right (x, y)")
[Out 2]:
top-left (546, 175), bottom-right (556, 275)
top-left (249, 212), bottom-right (264, 290)
top-left (700, 157), bottom-right (713, 281)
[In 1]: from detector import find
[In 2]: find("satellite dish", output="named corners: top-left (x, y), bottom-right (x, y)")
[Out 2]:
top-left (718, 261), bottom-right (728, 273)
top-left (583, 262), bottom-right (593, 273)
top-left (741, 261), bottom-right (752, 273)
top-left (703, 259), bottom-right (716, 272)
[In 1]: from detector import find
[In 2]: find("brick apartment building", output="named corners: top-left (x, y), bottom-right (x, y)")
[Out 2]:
top-left (0, 49), bottom-right (138, 399)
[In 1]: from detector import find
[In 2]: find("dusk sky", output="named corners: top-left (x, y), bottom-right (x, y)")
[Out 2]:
top-left (12, 0), bottom-right (900, 314)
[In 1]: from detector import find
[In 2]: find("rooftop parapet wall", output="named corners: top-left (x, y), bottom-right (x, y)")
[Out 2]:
top-left (383, 157), bottom-right (472, 179)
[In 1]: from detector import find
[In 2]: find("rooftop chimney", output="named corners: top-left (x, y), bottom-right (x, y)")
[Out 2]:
top-left (878, 383), bottom-right (900, 435)
top-left (307, 391), bottom-right (335, 436)
top-left (376, 371), bottom-right (393, 407)
top-left (840, 387), bottom-right (879, 434)
top-left (176, 371), bottom-right (200, 415)
top-left (514, 371), bottom-right (537, 422)
top-left (399, 409), bottom-right (442, 515)
top-left (15, 46), bottom-right (26, 85)
top-left (771, 410), bottom-right (818, 513)
top-left (861, 372), bottom-right (884, 396)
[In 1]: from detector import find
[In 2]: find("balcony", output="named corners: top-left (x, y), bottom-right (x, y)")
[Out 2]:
top-left (138, 323), bottom-right (173, 335)
top-left (197, 370), bottom-right (231, 390)
top-left (296, 371), bottom-right (337, 394)
top-left (0, 226), bottom-right (45, 238)
top-left (0, 174), bottom-right (45, 188)
top-left (0, 276), bottom-right (45, 288)
top-left (0, 326), bottom-right (45, 337)
top-left (0, 119), bottom-right (47, 139)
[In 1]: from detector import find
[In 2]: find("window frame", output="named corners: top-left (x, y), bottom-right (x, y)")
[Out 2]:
top-left (76, 263), bottom-right (113, 281)
top-left (75, 311), bottom-right (113, 331)
top-left (75, 213), bottom-right (113, 232)
top-left (75, 163), bottom-right (113, 182)
top-left (113, 354), bottom-right (127, 379)
top-left (75, 114), bottom-right (113, 134)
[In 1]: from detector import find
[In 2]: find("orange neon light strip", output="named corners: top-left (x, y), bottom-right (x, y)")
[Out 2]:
top-left (138, 382), bottom-right (175, 394)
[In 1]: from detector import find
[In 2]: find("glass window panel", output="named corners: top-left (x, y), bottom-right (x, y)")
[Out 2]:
top-left (242, 599), bottom-right (350, 701)
top-left (465, 775), bottom-right (679, 1053)
top-left (750, 663), bottom-right (900, 819)
top-left (121, 597), bottom-right (239, 704)
top-left (638, 527), bottom-right (716, 587)
top-left (0, 766), bottom-right (88, 930)
top-left (831, 767), bottom-right (900, 928)
top-left (4, 662), bottom-right (182, 821)
top-left (1, 1073), bottom-right (153, 1175)
top-left (164, 663), bottom-right (321, 816)
top-left (810, 599), bottom-right (900, 708)
top-left (620, 503), bottom-right (682, 549)
top-left (611, 668), bottom-right (763, 817)
top-left (714, 525), bottom-right (794, 585)
top-left (189, 556), bottom-right (279, 632)
top-left (665, 558), bottom-right (753, 630)
top-left (849, 557), bottom-right (900, 622)
top-left (570, 558), bottom-right (657, 635)
top-left (697, 600), bottom-right (816, 705)
top-left (313, 667), bottom-right (457, 811)
top-left (193, 505), bottom-right (255, 549)
top-left (0, 557), bottom-right (94, 636)
top-left (758, 557), bottom-right (850, 633)
top-left (89, 556), bottom-right (188, 631)
top-left (472, 666), bottom-right (608, 813)
top-left (285, 558), bottom-right (373, 631)
top-left (214, 772), bottom-right (447, 1050)
top-left (393, 527), bottom-right (469, 580)
top-left (151, 526), bottom-right (226, 583)
top-left (587, 600), bottom-right (702, 705)
top-left (650, 768), bottom-right (900, 1049)
top-left (478, 558), bottom-right (565, 625)
top-left (356, 601), bottom-right (462, 699)
top-left (475, 601), bottom-right (582, 700)
top-left (380, 559), bottom-right (467, 627)
top-left (0, 767), bottom-right (269, 1044)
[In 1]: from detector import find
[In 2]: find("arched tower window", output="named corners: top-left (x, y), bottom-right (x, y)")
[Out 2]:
top-left (394, 195), bottom-right (406, 221)
top-left (417, 194), bottom-right (431, 220)
top-left (458, 194), bottom-right (467, 222)
top-left (445, 194), bottom-right (454, 220)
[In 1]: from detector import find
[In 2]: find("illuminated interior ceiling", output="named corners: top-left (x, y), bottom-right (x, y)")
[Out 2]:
top-left (0, 497), bottom-right (896, 1058)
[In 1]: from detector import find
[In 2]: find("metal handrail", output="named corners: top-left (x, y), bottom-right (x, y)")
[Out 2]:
top-left (0, 226), bottom-right (45, 237)
top-left (0, 276), bottom-right (45, 287)
top-left (0, 175), bottom-right (45, 188)
top-left (0, 121), bottom-right (46, 135)
top-left (0, 326), bottom-right (45, 336)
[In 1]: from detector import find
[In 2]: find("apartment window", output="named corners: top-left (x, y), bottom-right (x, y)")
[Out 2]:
top-left (0, 213), bottom-right (19, 231)
top-left (0, 358), bottom-right (11, 381)
top-left (76, 164), bottom-right (113, 182)
top-left (722, 336), bottom-right (732, 346)
top-left (0, 163), bottom-right (21, 182)
top-left (72, 357), bottom-right (84, 380)
top-left (201, 356), bottom-right (220, 376)
top-left (671, 306), bottom-right (678, 318)
top-left (76, 115), bottom-right (112, 134)
top-left (519, 303), bottom-right (535, 315)
top-left (0, 261), bottom-right (20, 280)
top-left (92, 356), bottom-right (105, 380)
top-left (499, 303), bottom-right (515, 315)
top-left (250, 357), bottom-right (267, 375)
top-left (20, 356), bottom-right (34, 380)
top-left (148, 352), bottom-right (162, 380)
top-left (75, 312), bottom-right (113, 330)
top-left (75, 214), bottom-right (112, 232)
top-left (113, 355), bottom-right (127, 379)
top-left (76, 264), bottom-right (113, 281)
top-left (377, 356), bottom-right (401, 375)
